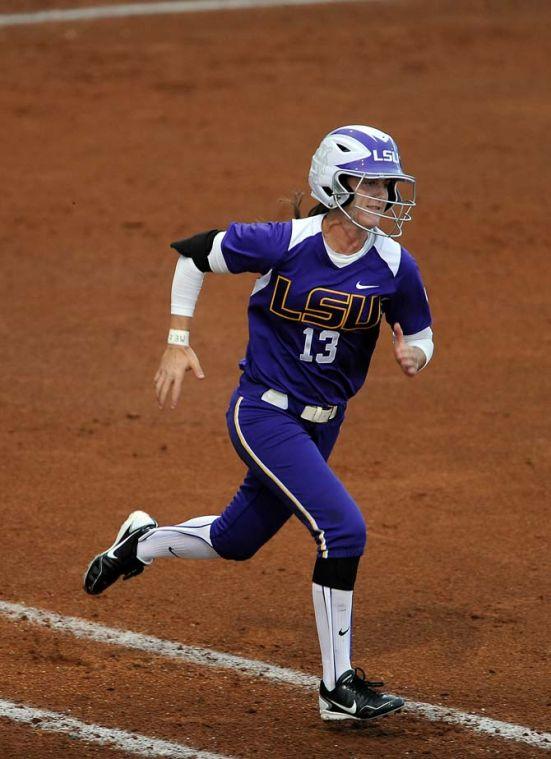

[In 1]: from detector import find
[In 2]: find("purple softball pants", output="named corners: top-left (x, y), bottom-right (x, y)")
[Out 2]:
top-left (209, 381), bottom-right (367, 560)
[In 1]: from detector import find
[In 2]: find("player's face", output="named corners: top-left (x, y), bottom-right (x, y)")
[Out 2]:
top-left (346, 176), bottom-right (390, 228)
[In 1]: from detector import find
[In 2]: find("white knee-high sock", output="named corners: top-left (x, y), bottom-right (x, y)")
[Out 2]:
top-left (312, 582), bottom-right (353, 691)
top-left (136, 516), bottom-right (220, 562)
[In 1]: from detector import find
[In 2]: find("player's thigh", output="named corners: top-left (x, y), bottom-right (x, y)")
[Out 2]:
top-left (210, 469), bottom-right (292, 560)
top-left (227, 393), bottom-right (366, 558)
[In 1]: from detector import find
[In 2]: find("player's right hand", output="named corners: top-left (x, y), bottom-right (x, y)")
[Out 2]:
top-left (154, 346), bottom-right (205, 409)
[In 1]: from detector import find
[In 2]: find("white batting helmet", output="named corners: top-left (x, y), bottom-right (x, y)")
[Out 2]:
top-left (308, 125), bottom-right (416, 237)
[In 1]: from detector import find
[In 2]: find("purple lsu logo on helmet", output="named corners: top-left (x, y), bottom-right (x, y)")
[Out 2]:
top-left (330, 126), bottom-right (404, 176)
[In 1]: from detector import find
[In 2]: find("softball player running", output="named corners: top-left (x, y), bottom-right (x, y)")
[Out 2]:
top-left (84, 125), bottom-right (434, 722)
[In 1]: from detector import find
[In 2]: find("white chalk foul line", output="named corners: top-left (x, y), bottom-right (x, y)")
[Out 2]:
top-left (0, 0), bottom-right (374, 28)
top-left (0, 599), bottom-right (315, 686)
top-left (0, 697), bottom-right (231, 759)
top-left (0, 600), bottom-right (549, 751)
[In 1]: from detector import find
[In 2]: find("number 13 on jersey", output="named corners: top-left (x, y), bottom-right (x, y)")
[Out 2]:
top-left (299, 327), bottom-right (340, 364)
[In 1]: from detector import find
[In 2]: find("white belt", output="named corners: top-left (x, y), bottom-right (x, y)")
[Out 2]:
top-left (261, 389), bottom-right (338, 424)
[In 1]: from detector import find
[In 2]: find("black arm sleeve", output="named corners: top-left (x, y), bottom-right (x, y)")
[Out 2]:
top-left (170, 229), bottom-right (221, 273)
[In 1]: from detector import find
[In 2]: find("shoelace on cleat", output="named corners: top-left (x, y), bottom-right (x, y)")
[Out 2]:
top-left (352, 667), bottom-right (384, 690)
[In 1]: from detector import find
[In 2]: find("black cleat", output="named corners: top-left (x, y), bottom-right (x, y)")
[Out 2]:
top-left (84, 510), bottom-right (157, 595)
top-left (319, 668), bottom-right (404, 721)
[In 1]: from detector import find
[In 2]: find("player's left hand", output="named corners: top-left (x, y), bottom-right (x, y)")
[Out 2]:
top-left (393, 323), bottom-right (423, 377)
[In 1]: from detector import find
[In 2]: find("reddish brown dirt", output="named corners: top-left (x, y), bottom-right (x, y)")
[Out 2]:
top-left (1, 1), bottom-right (550, 757)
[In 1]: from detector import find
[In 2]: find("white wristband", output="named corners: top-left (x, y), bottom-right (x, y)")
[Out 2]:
top-left (167, 329), bottom-right (190, 347)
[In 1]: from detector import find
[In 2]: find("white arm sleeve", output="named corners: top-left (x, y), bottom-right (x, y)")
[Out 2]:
top-left (171, 257), bottom-right (205, 317)
top-left (170, 232), bottom-right (230, 316)
top-left (402, 326), bottom-right (434, 370)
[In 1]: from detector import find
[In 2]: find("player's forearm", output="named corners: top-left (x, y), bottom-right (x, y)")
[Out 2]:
top-left (169, 235), bottom-right (230, 338)
top-left (171, 256), bottom-right (206, 318)
top-left (169, 314), bottom-right (192, 331)
top-left (167, 255), bottom-right (207, 349)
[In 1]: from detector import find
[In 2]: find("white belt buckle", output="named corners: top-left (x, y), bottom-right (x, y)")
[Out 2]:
top-left (314, 407), bottom-right (327, 423)
top-left (300, 405), bottom-right (336, 423)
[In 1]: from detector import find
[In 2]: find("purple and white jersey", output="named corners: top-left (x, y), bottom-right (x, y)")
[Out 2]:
top-left (216, 214), bottom-right (431, 407)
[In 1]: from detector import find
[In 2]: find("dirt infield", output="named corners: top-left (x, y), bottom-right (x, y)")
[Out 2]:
top-left (1, 0), bottom-right (550, 756)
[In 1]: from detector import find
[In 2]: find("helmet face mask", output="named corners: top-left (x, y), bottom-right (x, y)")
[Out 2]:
top-left (332, 172), bottom-right (416, 238)
top-left (308, 125), bottom-right (416, 239)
